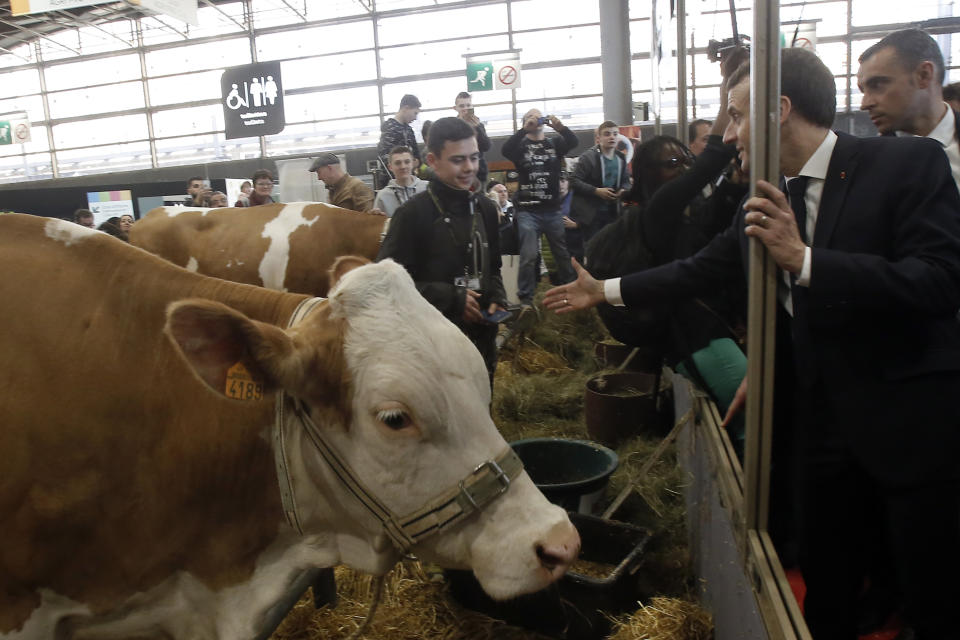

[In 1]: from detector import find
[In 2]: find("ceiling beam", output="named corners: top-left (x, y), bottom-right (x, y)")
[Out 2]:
top-left (0, 43), bottom-right (32, 63)
top-left (277, 0), bottom-right (306, 22)
top-left (55, 9), bottom-right (135, 48)
top-left (200, 0), bottom-right (247, 30)
top-left (0, 16), bottom-right (82, 55)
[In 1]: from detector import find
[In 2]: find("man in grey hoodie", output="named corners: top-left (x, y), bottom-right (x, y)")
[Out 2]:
top-left (373, 146), bottom-right (428, 217)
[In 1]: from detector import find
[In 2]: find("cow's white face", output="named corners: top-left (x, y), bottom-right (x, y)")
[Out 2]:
top-left (311, 260), bottom-right (577, 597)
top-left (165, 258), bottom-right (579, 601)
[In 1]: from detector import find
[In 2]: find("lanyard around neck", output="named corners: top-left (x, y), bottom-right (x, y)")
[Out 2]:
top-left (428, 184), bottom-right (481, 280)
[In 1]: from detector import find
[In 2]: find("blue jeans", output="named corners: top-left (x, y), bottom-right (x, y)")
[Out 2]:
top-left (517, 209), bottom-right (576, 303)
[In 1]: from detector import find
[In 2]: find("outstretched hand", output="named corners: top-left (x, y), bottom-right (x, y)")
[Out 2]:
top-left (542, 258), bottom-right (605, 314)
top-left (721, 376), bottom-right (747, 428)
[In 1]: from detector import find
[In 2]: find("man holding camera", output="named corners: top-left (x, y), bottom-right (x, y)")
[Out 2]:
top-left (502, 109), bottom-right (580, 308)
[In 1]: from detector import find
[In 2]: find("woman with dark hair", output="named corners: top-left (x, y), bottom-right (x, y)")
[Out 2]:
top-left (98, 216), bottom-right (129, 242)
top-left (586, 53), bottom-right (750, 454)
top-left (624, 134), bottom-right (695, 209)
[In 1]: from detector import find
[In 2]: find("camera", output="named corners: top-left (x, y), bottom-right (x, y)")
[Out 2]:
top-left (537, 116), bottom-right (550, 125)
top-left (707, 36), bottom-right (750, 63)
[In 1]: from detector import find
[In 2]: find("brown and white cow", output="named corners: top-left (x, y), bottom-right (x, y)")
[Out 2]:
top-left (129, 203), bottom-right (386, 297)
top-left (0, 214), bottom-right (578, 640)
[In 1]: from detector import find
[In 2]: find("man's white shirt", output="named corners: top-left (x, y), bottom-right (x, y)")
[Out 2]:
top-left (896, 102), bottom-right (960, 194)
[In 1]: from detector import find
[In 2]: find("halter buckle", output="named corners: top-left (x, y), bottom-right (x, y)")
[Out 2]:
top-left (459, 458), bottom-right (511, 511)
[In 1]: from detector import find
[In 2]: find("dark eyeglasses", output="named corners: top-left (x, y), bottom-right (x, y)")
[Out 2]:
top-left (658, 156), bottom-right (694, 168)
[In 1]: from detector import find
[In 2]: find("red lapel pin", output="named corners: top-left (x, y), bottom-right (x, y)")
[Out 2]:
top-left (840, 170), bottom-right (846, 180)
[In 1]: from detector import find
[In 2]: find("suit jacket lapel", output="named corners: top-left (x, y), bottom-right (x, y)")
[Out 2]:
top-left (812, 132), bottom-right (859, 248)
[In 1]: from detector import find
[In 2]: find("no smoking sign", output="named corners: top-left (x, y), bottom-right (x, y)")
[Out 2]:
top-left (497, 65), bottom-right (517, 87)
top-left (494, 59), bottom-right (521, 90)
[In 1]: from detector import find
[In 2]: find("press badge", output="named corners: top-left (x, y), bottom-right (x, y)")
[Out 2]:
top-left (454, 276), bottom-right (481, 290)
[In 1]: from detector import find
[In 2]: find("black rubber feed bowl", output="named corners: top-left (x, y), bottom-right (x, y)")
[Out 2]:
top-left (446, 512), bottom-right (652, 640)
top-left (510, 438), bottom-right (618, 513)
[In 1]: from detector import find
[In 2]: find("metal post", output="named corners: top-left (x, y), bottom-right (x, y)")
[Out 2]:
top-left (743, 0), bottom-right (780, 538)
top-left (507, 0), bottom-right (517, 129)
top-left (651, 0), bottom-right (662, 134)
top-left (938, 0), bottom-right (953, 76)
top-left (742, 3), bottom-right (813, 638)
top-left (136, 19), bottom-right (159, 170)
top-left (35, 41), bottom-right (58, 179)
top-left (244, 0), bottom-right (268, 160)
top-left (845, 0), bottom-right (855, 125)
top-left (691, 30), bottom-right (697, 119)
top-left (677, 0), bottom-right (688, 145)
top-left (372, 0), bottom-right (386, 128)
top-left (599, 0), bottom-right (632, 124)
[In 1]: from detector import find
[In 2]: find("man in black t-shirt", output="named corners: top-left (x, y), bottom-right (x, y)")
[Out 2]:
top-left (501, 109), bottom-right (579, 307)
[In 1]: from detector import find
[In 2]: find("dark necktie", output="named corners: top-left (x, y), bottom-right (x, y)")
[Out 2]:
top-left (787, 175), bottom-right (811, 243)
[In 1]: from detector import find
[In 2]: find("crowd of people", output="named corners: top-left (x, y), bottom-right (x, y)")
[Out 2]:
top-left (61, 27), bottom-right (960, 640)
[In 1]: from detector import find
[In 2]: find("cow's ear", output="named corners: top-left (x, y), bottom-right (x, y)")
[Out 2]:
top-left (165, 299), bottom-right (297, 400)
top-left (329, 255), bottom-right (370, 290)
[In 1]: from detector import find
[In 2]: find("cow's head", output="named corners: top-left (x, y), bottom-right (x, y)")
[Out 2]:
top-left (165, 258), bottom-right (579, 600)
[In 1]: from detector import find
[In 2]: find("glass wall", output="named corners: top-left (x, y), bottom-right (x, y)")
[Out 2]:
top-left (0, 0), bottom-right (957, 183)
top-left (633, 0), bottom-right (960, 126)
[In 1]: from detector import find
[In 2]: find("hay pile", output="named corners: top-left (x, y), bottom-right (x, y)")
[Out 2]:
top-left (270, 562), bottom-right (710, 640)
top-left (270, 288), bottom-right (712, 640)
top-left (607, 598), bottom-right (713, 640)
top-left (271, 562), bottom-right (553, 640)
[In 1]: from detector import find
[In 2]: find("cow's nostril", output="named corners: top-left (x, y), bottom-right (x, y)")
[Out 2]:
top-left (535, 521), bottom-right (581, 576)
top-left (536, 542), bottom-right (577, 572)
top-left (536, 544), bottom-right (559, 570)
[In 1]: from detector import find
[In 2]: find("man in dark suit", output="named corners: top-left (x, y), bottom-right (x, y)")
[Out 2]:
top-left (857, 29), bottom-right (960, 635)
top-left (544, 47), bottom-right (960, 640)
top-left (858, 28), bottom-right (960, 192)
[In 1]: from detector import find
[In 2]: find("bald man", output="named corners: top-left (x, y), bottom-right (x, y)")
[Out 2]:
top-left (501, 109), bottom-right (580, 307)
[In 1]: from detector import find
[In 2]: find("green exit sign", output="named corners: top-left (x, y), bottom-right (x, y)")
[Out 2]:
top-left (466, 61), bottom-right (494, 92)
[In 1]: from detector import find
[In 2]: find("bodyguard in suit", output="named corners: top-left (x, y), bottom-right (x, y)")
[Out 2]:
top-left (544, 48), bottom-right (960, 640)
top-left (858, 28), bottom-right (960, 191)
top-left (857, 28), bottom-right (960, 635)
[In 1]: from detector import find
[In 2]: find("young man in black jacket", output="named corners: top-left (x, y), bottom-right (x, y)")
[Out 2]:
top-left (377, 94), bottom-right (422, 177)
top-left (378, 117), bottom-right (508, 383)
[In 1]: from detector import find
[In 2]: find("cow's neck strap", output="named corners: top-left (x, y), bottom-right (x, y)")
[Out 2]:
top-left (275, 296), bottom-right (524, 552)
top-left (274, 296), bottom-right (328, 534)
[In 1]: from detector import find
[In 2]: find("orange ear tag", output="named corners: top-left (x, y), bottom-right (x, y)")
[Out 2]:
top-left (225, 362), bottom-right (264, 401)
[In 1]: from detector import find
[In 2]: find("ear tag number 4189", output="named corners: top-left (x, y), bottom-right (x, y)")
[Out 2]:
top-left (225, 362), bottom-right (264, 401)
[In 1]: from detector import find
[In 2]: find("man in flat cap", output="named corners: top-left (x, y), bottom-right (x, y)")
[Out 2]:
top-left (309, 152), bottom-right (375, 213)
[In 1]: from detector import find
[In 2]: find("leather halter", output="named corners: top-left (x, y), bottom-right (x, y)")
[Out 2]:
top-left (273, 296), bottom-right (523, 552)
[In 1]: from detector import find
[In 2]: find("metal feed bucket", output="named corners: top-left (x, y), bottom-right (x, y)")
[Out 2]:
top-left (584, 372), bottom-right (670, 447)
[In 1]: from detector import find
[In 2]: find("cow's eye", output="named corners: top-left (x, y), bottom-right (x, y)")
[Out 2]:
top-left (377, 408), bottom-right (412, 430)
